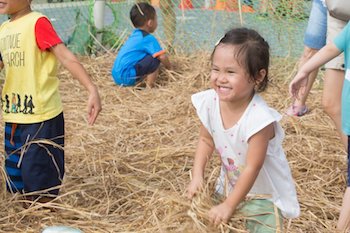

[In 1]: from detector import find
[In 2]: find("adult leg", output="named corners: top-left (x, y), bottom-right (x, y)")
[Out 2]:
top-left (286, 0), bottom-right (326, 116)
top-left (337, 136), bottom-right (350, 231)
top-left (291, 46), bottom-right (319, 112)
top-left (322, 69), bottom-right (347, 149)
top-left (323, 13), bottom-right (347, 149)
top-left (338, 188), bottom-right (350, 231)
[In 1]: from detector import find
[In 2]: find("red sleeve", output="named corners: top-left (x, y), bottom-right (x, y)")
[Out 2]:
top-left (35, 17), bottom-right (62, 51)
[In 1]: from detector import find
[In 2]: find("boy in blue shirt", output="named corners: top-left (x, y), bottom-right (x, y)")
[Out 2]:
top-left (112, 2), bottom-right (171, 88)
top-left (289, 21), bottom-right (350, 231)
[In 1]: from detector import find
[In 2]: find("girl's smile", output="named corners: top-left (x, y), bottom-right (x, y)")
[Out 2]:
top-left (210, 43), bottom-right (255, 105)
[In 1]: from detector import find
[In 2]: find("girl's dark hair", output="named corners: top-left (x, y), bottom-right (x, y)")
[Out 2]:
top-left (130, 2), bottom-right (156, 28)
top-left (212, 28), bottom-right (270, 92)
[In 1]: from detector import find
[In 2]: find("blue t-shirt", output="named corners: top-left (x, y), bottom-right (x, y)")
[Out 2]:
top-left (334, 21), bottom-right (350, 135)
top-left (111, 29), bottom-right (164, 86)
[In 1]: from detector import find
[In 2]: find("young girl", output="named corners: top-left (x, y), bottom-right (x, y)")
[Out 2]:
top-left (0, 0), bottom-right (101, 202)
top-left (187, 28), bottom-right (300, 231)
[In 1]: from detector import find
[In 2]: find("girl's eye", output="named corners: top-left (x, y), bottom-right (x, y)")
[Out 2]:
top-left (227, 70), bottom-right (235, 74)
top-left (211, 68), bottom-right (219, 72)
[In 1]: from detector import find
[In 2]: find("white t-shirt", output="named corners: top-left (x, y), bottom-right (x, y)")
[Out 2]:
top-left (191, 89), bottom-right (300, 218)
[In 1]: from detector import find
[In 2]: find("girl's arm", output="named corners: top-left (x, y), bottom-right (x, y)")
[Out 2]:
top-left (289, 43), bottom-right (341, 99)
top-left (50, 43), bottom-right (102, 125)
top-left (187, 124), bottom-right (215, 199)
top-left (208, 123), bottom-right (274, 225)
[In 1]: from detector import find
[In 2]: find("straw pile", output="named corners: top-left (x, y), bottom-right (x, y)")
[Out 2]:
top-left (0, 53), bottom-right (346, 232)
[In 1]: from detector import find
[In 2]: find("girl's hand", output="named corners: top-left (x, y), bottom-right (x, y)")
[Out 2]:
top-left (186, 177), bottom-right (203, 199)
top-left (208, 202), bottom-right (234, 226)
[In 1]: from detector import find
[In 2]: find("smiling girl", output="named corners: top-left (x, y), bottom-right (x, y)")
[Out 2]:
top-left (187, 28), bottom-right (300, 232)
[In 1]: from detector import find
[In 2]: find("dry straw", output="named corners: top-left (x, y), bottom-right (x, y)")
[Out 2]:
top-left (0, 53), bottom-right (346, 232)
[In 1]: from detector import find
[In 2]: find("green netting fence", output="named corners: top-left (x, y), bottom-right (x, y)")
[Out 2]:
top-left (0, 0), bottom-right (311, 56)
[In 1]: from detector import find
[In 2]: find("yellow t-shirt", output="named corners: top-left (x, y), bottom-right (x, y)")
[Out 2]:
top-left (0, 12), bottom-right (62, 123)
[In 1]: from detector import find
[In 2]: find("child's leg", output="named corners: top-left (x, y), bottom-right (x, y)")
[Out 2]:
top-left (145, 68), bottom-right (159, 88)
top-left (238, 199), bottom-right (283, 233)
top-left (134, 55), bottom-right (160, 88)
top-left (4, 123), bottom-right (24, 193)
top-left (337, 136), bottom-right (350, 231)
top-left (20, 113), bottom-right (65, 201)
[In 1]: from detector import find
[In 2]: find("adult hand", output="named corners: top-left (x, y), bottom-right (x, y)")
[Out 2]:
top-left (289, 71), bottom-right (309, 99)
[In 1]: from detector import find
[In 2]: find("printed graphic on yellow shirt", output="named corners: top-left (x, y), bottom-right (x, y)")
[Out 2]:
top-left (1, 93), bottom-right (35, 114)
top-left (0, 32), bottom-right (25, 67)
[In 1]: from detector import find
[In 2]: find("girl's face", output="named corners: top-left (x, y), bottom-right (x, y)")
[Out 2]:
top-left (0, 0), bottom-right (31, 20)
top-left (210, 44), bottom-right (256, 104)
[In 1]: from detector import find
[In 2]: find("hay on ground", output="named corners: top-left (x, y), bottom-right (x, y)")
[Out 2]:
top-left (0, 53), bottom-right (346, 232)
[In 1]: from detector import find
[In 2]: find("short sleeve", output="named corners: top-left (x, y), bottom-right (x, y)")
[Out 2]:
top-left (144, 34), bottom-right (165, 58)
top-left (35, 17), bottom-right (62, 51)
top-left (245, 95), bottom-right (282, 141)
top-left (334, 21), bottom-right (350, 52)
top-left (191, 89), bottom-right (216, 136)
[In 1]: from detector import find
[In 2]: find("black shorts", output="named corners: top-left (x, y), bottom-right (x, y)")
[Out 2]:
top-left (134, 54), bottom-right (160, 77)
top-left (4, 112), bottom-right (65, 196)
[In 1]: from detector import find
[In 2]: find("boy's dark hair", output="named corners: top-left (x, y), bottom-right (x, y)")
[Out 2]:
top-left (130, 2), bottom-right (156, 28)
top-left (212, 27), bottom-right (270, 92)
